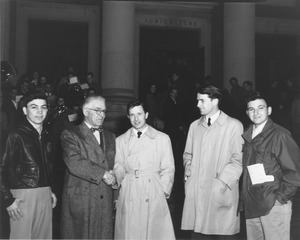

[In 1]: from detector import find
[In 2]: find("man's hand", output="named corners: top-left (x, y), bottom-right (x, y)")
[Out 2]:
top-left (51, 192), bottom-right (57, 208)
top-left (184, 163), bottom-right (192, 181)
top-left (6, 199), bottom-right (24, 221)
top-left (103, 170), bottom-right (117, 186)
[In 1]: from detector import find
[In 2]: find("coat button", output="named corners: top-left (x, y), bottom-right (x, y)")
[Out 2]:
top-left (145, 199), bottom-right (149, 202)
top-left (100, 195), bottom-right (104, 199)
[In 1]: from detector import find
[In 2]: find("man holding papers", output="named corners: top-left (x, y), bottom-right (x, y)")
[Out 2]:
top-left (241, 94), bottom-right (300, 240)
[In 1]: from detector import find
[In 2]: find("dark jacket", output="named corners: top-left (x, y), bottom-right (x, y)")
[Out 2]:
top-left (60, 122), bottom-right (116, 239)
top-left (0, 119), bottom-right (55, 208)
top-left (241, 119), bottom-right (300, 219)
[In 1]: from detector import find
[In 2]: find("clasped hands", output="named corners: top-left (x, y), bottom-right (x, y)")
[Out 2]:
top-left (103, 170), bottom-right (117, 188)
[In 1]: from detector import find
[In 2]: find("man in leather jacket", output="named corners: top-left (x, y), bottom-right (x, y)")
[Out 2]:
top-left (0, 92), bottom-right (57, 239)
top-left (241, 94), bottom-right (300, 240)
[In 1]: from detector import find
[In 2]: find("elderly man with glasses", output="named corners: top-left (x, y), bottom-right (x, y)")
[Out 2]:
top-left (60, 94), bottom-right (117, 239)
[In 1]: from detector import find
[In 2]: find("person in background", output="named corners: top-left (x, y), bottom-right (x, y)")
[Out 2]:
top-left (229, 77), bottom-right (245, 121)
top-left (243, 81), bottom-right (257, 99)
top-left (240, 94), bottom-right (300, 240)
top-left (181, 85), bottom-right (244, 239)
top-left (60, 94), bottom-right (116, 239)
top-left (0, 92), bottom-right (57, 239)
top-left (86, 72), bottom-right (101, 94)
top-left (145, 83), bottom-right (161, 129)
top-left (113, 100), bottom-right (175, 239)
top-left (163, 87), bottom-right (186, 217)
top-left (291, 90), bottom-right (300, 146)
top-left (2, 87), bottom-right (19, 136)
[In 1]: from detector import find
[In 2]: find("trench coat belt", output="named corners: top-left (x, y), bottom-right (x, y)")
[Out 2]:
top-left (127, 170), bottom-right (159, 179)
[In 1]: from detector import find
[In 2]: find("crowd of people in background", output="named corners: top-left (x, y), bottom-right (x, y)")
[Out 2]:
top-left (1, 65), bottom-right (300, 240)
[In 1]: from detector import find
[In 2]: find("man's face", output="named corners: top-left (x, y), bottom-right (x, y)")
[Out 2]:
top-left (33, 71), bottom-right (39, 79)
top-left (170, 89), bottom-right (178, 99)
top-left (246, 99), bottom-right (272, 127)
top-left (230, 80), bottom-right (237, 88)
top-left (243, 83), bottom-right (251, 91)
top-left (45, 84), bottom-right (52, 93)
top-left (197, 93), bottom-right (217, 117)
top-left (83, 99), bottom-right (106, 127)
top-left (21, 82), bottom-right (29, 92)
top-left (40, 77), bottom-right (47, 84)
top-left (150, 85), bottom-right (156, 94)
top-left (128, 105), bottom-right (148, 131)
top-left (10, 89), bottom-right (18, 101)
top-left (23, 99), bottom-right (48, 127)
top-left (57, 97), bottom-right (65, 106)
top-left (172, 73), bottom-right (179, 81)
top-left (87, 74), bottom-right (94, 84)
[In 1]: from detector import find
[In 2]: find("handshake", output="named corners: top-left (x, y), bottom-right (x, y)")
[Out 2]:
top-left (103, 170), bottom-right (117, 188)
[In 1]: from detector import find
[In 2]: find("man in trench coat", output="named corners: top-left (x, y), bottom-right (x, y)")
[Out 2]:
top-left (113, 100), bottom-right (176, 239)
top-left (181, 85), bottom-right (244, 239)
top-left (60, 94), bottom-right (116, 239)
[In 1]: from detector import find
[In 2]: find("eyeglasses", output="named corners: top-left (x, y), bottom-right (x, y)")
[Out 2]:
top-left (85, 108), bottom-right (106, 115)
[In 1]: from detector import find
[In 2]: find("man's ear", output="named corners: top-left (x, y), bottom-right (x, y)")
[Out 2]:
top-left (212, 98), bottom-right (219, 106)
top-left (267, 106), bottom-right (272, 116)
top-left (145, 112), bottom-right (149, 119)
top-left (22, 106), bottom-right (27, 116)
top-left (82, 108), bottom-right (88, 117)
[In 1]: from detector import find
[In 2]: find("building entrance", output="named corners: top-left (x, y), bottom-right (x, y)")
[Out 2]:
top-left (139, 27), bottom-right (203, 99)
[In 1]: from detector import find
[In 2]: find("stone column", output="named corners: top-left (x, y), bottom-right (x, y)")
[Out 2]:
top-left (101, 1), bottom-right (135, 133)
top-left (223, 2), bottom-right (255, 91)
top-left (0, 0), bottom-right (11, 61)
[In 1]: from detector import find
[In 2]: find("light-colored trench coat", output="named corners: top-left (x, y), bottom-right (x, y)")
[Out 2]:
top-left (181, 111), bottom-right (244, 235)
top-left (114, 126), bottom-right (175, 240)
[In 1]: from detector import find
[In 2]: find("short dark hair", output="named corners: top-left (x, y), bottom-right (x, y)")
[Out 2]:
top-left (87, 72), bottom-right (94, 77)
top-left (127, 100), bottom-right (148, 115)
top-left (197, 85), bottom-right (222, 102)
top-left (245, 93), bottom-right (270, 107)
top-left (22, 92), bottom-right (48, 107)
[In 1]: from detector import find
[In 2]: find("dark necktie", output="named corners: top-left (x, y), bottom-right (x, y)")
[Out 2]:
top-left (91, 127), bottom-right (104, 148)
top-left (208, 118), bottom-right (211, 126)
top-left (137, 131), bottom-right (142, 138)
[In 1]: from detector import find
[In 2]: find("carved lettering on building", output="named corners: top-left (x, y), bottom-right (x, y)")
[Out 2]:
top-left (144, 18), bottom-right (198, 27)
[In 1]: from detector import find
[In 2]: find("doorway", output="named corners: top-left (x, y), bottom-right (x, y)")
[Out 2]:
top-left (139, 27), bottom-right (203, 99)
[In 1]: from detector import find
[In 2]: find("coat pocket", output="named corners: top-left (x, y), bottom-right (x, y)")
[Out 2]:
top-left (211, 178), bottom-right (233, 208)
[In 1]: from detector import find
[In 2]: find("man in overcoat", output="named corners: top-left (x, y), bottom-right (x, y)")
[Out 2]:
top-left (181, 85), bottom-right (244, 239)
top-left (60, 94), bottom-right (116, 239)
top-left (113, 100), bottom-right (176, 239)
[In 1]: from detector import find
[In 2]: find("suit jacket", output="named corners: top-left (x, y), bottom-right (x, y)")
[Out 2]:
top-left (60, 122), bottom-right (116, 239)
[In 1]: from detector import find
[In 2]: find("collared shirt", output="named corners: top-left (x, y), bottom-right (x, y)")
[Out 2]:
top-left (170, 97), bottom-right (176, 104)
top-left (206, 110), bottom-right (221, 125)
top-left (133, 125), bottom-right (148, 138)
top-left (85, 121), bottom-right (101, 144)
top-left (11, 100), bottom-right (18, 110)
top-left (252, 120), bottom-right (268, 139)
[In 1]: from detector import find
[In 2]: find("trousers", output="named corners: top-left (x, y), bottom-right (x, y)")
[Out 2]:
top-left (9, 187), bottom-right (52, 239)
top-left (246, 200), bottom-right (292, 240)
